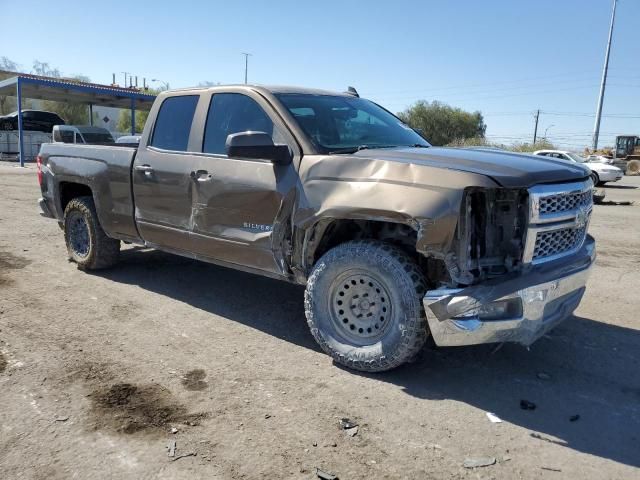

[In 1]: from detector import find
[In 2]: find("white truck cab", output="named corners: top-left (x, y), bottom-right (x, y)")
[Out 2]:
top-left (52, 125), bottom-right (114, 144)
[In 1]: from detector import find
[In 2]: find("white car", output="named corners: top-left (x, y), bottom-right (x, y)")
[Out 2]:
top-left (533, 150), bottom-right (623, 185)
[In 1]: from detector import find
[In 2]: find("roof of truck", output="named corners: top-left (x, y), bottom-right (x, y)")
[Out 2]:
top-left (169, 84), bottom-right (353, 97)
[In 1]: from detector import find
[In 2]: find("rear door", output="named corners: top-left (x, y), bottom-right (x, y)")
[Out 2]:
top-left (132, 94), bottom-right (201, 251)
top-left (185, 91), bottom-right (298, 275)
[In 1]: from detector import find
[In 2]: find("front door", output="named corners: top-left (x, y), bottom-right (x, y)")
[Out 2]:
top-left (132, 94), bottom-right (200, 251)
top-left (187, 92), bottom-right (295, 275)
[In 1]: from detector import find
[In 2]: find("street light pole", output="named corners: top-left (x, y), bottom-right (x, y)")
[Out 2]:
top-left (151, 79), bottom-right (170, 91)
top-left (592, 0), bottom-right (617, 151)
top-left (241, 53), bottom-right (252, 84)
top-left (544, 124), bottom-right (555, 141)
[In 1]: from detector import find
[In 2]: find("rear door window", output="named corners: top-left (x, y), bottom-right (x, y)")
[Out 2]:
top-left (150, 95), bottom-right (199, 151)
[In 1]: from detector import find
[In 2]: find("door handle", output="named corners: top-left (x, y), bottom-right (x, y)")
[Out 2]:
top-left (190, 169), bottom-right (212, 181)
top-left (134, 164), bottom-right (154, 176)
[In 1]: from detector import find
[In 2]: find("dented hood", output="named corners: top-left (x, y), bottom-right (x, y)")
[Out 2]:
top-left (352, 147), bottom-right (590, 188)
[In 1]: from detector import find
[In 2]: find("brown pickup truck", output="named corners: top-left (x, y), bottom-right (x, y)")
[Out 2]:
top-left (37, 85), bottom-right (596, 372)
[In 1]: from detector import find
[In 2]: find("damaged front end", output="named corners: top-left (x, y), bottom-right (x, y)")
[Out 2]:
top-left (423, 180), bottom-right (595, 347)
top-left (447, 187), bottom-right (529, 286)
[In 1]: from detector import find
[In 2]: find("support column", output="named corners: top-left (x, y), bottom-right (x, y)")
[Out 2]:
top-left (17, 79), bottom-right (25, 167)
top-left (130, 98), bottom-right (136, 135)
top-left (89, 103), bottom-right (94, 126)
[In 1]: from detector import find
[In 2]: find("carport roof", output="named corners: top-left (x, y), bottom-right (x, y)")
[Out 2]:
top-left (0, 73), bottom-right (156, 110)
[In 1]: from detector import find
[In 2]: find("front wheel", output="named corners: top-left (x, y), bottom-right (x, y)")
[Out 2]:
top-left (63, 196), bottom-right (120, 270)
top-left (304, 240), bottom-right (428, 372)
top-left (590, 172), bottom-right (600, 187)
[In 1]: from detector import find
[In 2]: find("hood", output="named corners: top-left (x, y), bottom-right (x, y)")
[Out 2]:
top-left (352, 147), bottom-right (590, 188)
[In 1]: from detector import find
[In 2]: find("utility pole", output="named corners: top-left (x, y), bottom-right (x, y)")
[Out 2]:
top-left (241, 53), bottom-right (252, 84)
top-left (121, 72), bottom-right (130, 87)
top-left (592, 0), bottom-right (617, 151)
top-left (533, 109), bottom-right (540, 144)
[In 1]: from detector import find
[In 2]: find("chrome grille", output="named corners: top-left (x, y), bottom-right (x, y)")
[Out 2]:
top-left (538, 190), bottom-right (592, 216)
top-left (533, 226), bottom-right (587, 261)
top-left (525, 180), bottom-right (593, 264)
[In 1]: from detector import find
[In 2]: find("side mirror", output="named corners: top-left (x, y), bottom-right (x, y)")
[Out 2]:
top-left (225, 131), bottom-right (292, 165)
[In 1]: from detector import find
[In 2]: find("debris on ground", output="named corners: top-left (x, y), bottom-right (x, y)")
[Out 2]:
top-left (167, 439), bottom-right (176, 458)
top-left (339, 418), bottom-right (358, 429)
top-left (463, 457), bottom-right (496, 468)
top-left (171, 452), bottom-right (197, 462)
top-left (264, 414), bottom-right (271, 419)
top-left (54, 416), bottom-right (69, 422)
top-left (541, 466), bottom-right (562, 472)
top-left (315, 467), bottom-right (338, 479)
top-left (339, 418), bottom-right (359, 436)
top-left (486, 412), bottom-right (502, 423)
top-left (170, 427), bottom-right (178, 434)
top-left (520, 400), bottom-right (536, 410)
top-left (536, 372), bottom-right (551, 380)
top-left (569, 414), bottom-right (580, 422)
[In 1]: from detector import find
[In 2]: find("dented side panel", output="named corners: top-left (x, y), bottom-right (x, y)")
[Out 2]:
top-left (294, 154), bottom-right (498, 268)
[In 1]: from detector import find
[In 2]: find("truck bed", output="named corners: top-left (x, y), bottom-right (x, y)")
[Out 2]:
top-left (39, 142), bottom-right (140, 242)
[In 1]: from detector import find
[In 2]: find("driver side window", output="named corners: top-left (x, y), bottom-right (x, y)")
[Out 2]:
top-left (203, 93), bottom-right (281, 155)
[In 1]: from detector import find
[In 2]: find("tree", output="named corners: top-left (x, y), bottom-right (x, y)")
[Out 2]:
top-left (116, 87), bottom-right (162, 133)
top-left (32, 60), bottom-right (60, 78)
top-left (0, 57), bottom-right (20, 114)
top-left (398, 100), bottom-right (486, 146)
top-left (117, 109), bottom-right (149, 134)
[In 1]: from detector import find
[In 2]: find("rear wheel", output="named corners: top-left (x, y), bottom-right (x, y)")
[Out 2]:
top-left (304, 240), bottom-right (428, 372)
top-left (63, 196), bottom-right (120, 270)
top-left (590, 171), bottom-right (600, 186)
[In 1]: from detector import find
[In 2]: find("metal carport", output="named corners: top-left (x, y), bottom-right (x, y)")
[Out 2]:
top-left (0, 73), bottom-right (156, 166)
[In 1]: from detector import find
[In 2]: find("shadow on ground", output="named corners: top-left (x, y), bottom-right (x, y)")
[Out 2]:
top-left (100, 247), bottom-right (640, 468)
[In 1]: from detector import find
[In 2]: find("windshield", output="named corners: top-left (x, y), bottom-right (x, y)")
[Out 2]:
top-left (275, 93), bottom-right (430, 152)
top-left (565, 152), bottom-right (586, 163)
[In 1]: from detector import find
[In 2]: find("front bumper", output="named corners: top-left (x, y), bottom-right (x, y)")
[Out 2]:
top-left (423, 235), bottom-right (595, 347)
top-left (599, 170), bottom-right (623, 182)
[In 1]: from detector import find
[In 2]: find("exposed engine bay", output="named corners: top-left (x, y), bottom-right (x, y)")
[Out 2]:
top-left (447, 188), bottom-right (529, 286)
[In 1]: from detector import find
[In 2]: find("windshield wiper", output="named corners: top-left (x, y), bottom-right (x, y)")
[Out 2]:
top-left (329, 145), bottom-right (400, 154)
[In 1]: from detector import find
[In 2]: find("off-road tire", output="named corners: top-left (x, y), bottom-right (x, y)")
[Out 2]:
top-left (304, 240), bottom-right (428, 372)
top-left (63, 196), bottom-right (120, 270)
top-left (627, 160), bottom-right (640, 176)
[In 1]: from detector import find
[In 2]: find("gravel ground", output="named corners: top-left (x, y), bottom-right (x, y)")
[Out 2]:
top-left (1, 161), bottom-right (639, 479)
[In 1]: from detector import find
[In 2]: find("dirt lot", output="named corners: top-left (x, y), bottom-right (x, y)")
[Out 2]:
top-left (1, 161), bottom-right (639, 479)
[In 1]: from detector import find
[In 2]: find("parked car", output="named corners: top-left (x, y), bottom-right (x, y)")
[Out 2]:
top-left (533, 149), bottom-right (623, 185)
top-left (52, 125), bottom-right (114, 144)
top-left (0, 110), bottom-right (65, 132)
top-left (115, 135), bottom-right (142, 144)
top-left (37, 85), bottom-right (595, 372)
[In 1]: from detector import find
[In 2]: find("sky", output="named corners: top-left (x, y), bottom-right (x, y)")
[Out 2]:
top-left (3, 0), bottom-right (639, 150)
